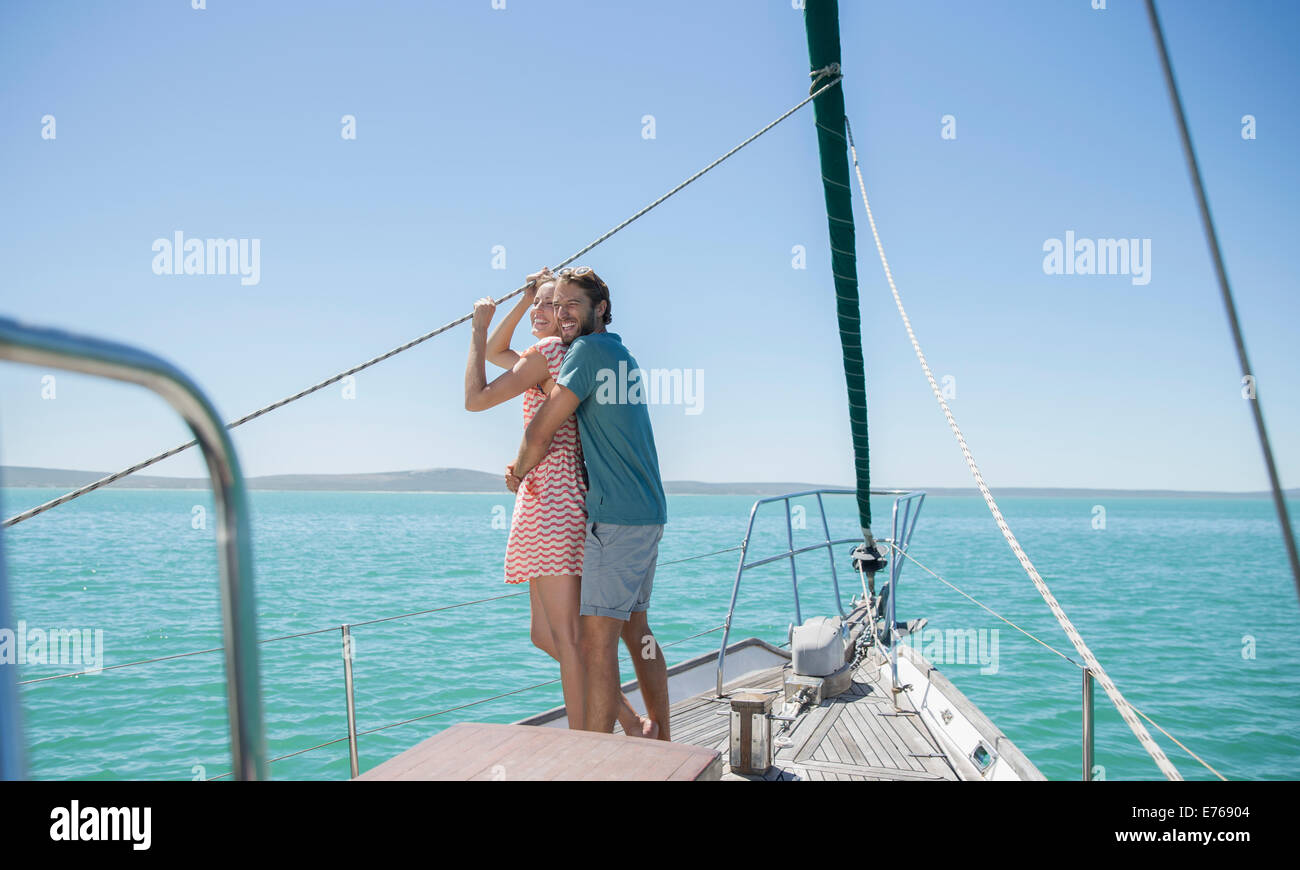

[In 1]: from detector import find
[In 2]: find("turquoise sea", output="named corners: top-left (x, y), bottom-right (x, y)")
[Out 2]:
top-left (2, 486), bottom-right (1297, 781)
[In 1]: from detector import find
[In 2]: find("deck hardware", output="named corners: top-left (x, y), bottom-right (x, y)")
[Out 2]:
top-left (770, 686), bottom-right (814, 723)
top-left (970, 741), bottom-right (996, 773)
top-left (729, 691), bottom-right (775, 776)
top-left (890, 682), bottom-right (913, 710)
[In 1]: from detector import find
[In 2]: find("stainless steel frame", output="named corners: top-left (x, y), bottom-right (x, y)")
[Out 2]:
top-left (884, 491), bottom-right (926, 693)
top-left (0, 316), bottom-right (267, 781)
top-left (342, 624), bottom-right (359, 778)
top-left (1083, 666), bottom-right (1095, 781)
top-left (715, 488), bottom-right (925, 697)
top-left (0, 499), bottom-right (21, 779)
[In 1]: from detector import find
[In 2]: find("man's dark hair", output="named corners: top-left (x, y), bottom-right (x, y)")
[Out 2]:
top-left (560, 268), bottom-right (612, 325)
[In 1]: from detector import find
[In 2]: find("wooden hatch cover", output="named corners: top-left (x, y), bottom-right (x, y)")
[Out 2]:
top-left (354, 722), bottom-right (723, 781)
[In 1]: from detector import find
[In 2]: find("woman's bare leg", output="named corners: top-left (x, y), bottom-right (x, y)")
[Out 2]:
top-left (527, 578), bottom-right (558, 660)
top-left (534, 574), bottom-right (647, 734)
top-left (533, 575), bottom-right (587, 731)
top-left (617, 694), bottom-right (657, 738)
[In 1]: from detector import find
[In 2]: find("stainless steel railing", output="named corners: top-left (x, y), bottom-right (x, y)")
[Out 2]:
top-left (714, 488), bottom-right (925, 697)
top-left (0, 316), bottom-right (267, 781)
top-left (1083, 666), bottom-right (1095, 781)
top-left (882, 491), bottom-right (926, 694)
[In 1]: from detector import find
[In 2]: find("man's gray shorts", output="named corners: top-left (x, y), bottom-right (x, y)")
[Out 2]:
top-left (580, 521), bottom-right (665, 621)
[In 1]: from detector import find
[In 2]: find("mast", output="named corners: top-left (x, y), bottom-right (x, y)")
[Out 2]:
top-left (802, 0), bottom-right (877, 547)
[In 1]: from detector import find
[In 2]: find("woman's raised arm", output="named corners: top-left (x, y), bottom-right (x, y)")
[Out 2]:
top-left (485, 291), bottom-right (532, 370)
top-left (465, 297), bottom-right (549, 411)
top-left (485, 266), bottom-right (551, 369)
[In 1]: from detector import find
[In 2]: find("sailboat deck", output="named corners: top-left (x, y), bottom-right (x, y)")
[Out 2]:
top-left (616, 655), bottom-right (961, 782)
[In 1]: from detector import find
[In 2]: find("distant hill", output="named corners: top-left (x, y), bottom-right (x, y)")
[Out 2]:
top-left (1, 466), bottom-right (1295, 499)
top-left (663, 480), bottom-right (845, 495)
top-left (244, 468), bottom-right (505, 492)
top-left (0, 466), bottom-right (506, 492)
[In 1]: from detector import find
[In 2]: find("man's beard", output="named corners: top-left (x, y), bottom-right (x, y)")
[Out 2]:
top-left (562, 309), bottom-right (597, 345)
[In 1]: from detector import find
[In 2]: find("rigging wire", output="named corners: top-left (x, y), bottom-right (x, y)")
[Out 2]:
top-left (887, 543), bottom-right (1227, 780)
top-left (1144, 0), bottom-right (1299, 601)
top-left (3, 73), bottom-right (843, 529)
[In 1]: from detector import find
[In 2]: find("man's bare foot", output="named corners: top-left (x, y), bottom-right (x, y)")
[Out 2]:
top-left (635, 715), bottom-right (660, 740)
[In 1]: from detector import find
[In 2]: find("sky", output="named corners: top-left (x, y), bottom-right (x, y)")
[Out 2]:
top-left (0, 0), bottom-right (1296, 492)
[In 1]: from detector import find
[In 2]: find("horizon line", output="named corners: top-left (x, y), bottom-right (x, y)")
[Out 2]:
top-left (0, 465), bottom-right (1293, 498)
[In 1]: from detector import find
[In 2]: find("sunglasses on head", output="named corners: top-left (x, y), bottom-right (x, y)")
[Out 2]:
top-left (558, 266), bottom-right (607, 290)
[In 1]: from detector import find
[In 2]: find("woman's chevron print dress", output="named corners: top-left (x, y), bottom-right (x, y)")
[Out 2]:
top-left (505, 336), bottom-right (587, 584)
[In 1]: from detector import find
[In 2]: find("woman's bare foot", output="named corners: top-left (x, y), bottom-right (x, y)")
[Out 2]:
top-left (633, 715), bottom-right (660, 740)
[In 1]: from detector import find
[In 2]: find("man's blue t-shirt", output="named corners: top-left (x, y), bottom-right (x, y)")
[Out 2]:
top-left (555, 332), bottom-right (668, 525)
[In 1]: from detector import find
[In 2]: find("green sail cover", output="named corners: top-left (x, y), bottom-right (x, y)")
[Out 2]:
top-left (803, 0), bottom-right (872, 535)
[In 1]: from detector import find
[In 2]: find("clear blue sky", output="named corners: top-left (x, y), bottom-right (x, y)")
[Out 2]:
top-left (1, 0), bottom-right (1296, 491)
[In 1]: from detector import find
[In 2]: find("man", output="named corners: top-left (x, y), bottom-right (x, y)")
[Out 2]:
top-left (506, 266), bottom-right (670, 740)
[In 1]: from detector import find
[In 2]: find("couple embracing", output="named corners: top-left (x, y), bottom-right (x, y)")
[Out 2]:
top-left (464, 266), bottom-right (670, 739)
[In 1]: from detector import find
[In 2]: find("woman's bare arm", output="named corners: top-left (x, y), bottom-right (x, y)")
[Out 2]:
top-left (485, 267), bottom-right (552, 369)
top-left (465, 299), bottom-right (550, 411)
top-left (466, 350), bottom-right (550, 412)
top-left (485, 292), bottom-right (531, 370)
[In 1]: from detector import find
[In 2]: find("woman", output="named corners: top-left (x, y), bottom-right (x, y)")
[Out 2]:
top-left (464, 267), bottom-right (652, 736)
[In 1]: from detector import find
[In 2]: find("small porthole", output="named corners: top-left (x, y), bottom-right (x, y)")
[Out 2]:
top-left (970, 742), bottom-right (995, 772)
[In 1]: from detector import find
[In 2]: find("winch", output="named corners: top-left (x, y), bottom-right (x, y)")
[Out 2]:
top-left (783, 615), bottom-right (855, 704)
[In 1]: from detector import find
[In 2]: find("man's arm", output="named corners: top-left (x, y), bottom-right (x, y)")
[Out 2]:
top-left (512, 382), bottom-right (581, 481)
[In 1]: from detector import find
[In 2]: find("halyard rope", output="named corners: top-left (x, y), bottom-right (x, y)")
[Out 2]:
top-left (4, 74), bottom-right (843, 528)
top-left (844, 117), bottom-right (1183, 780)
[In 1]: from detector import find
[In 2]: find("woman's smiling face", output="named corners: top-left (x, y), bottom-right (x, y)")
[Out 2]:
top-left (530, 280), bottom-right (557, 338)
